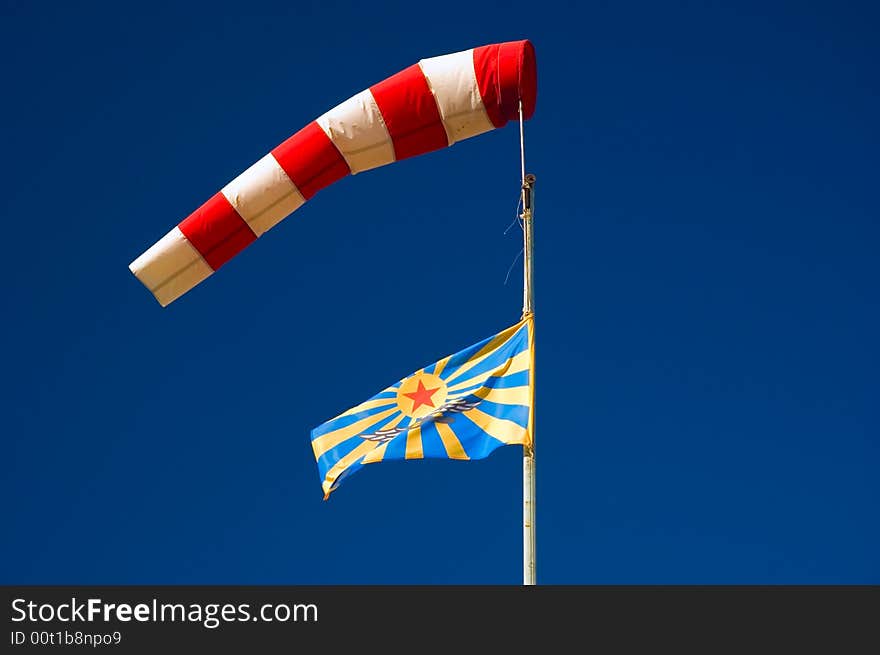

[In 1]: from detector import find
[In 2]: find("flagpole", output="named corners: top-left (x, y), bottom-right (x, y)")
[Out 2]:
top-left (519, 101), bottom-right (537, 586)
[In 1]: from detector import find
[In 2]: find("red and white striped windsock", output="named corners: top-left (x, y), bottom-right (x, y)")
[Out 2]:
top-left (129, 40), bottom-right (537, 306)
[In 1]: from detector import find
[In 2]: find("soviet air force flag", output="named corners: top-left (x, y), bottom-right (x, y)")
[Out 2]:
top-left (311, 318), bottom-right (534, 498)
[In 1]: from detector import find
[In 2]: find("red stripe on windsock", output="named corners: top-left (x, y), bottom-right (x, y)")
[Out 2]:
top-left (178, 193), bottom-right (257, 271)
top-left (370, 64), bottom-right (449, 161)
top-left (473, 40), bottom-right (537, 128)
top-left (272, 122), bottom-right (350, 200)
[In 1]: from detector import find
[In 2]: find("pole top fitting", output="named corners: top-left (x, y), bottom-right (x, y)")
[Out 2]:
top-left (521, 173), bottom-right (536, 211)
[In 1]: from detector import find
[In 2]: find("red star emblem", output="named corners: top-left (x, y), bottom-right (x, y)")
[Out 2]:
top-left (403, 379), bottom-right (441, 413)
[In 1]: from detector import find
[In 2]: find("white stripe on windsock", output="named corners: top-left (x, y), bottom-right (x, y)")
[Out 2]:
top-left (316, 89), bottom-right (395, 174)
top-left (128, 226), bottom-right (213, 307)
top-left (220, 153), bottom-right (305, 237)
top-left (418, 49), bottom-right (494, 145)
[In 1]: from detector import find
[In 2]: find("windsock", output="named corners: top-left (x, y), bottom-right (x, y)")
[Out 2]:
top-left (130, 40), bottom-right (537, 306)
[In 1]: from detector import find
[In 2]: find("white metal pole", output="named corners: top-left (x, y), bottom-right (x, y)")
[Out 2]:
top-left (519, 102), bottom-right (536, 586)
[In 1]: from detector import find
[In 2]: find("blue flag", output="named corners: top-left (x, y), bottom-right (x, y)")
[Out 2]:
top-left (311, 318), bottom-right (534, 498)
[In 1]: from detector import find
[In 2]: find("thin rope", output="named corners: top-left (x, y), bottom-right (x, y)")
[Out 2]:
top-left (518, 99), bottom-right (528, 315)
top-left (519, 100), bottom-right (526, 186)
top-left (504, 193), bottom-right (524, 235)
top-left (504, 248), bottom-right (524, 286)
top-left (504, 189), bottom-right (525, 285)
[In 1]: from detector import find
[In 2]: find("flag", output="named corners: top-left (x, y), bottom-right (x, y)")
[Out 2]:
top-left (311, 317), bottom-right (534, 498)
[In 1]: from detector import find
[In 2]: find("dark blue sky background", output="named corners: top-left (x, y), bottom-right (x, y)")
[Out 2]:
top-left (2, 0), bottom-right (877, 583)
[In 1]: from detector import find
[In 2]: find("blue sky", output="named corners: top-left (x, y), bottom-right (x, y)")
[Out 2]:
top-left (2, 0), bottom-right (877, 583)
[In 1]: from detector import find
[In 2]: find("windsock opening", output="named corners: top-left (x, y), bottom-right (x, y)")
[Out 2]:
top-left (474, 39), bottom-right (537, 127)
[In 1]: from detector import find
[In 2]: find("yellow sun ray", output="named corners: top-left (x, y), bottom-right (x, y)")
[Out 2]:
top-left (432, 354), bottom-right (452, 378)
top-left (445, 349), bottom-right (531, 393)
top-left (435, 421), bottom-right (469, 460)
top-left (321, 440), bottom-right (380, 498)
top-left (311, 407), bottom-right (398, 459)
top-left (405, 425), bottom-right (423, 459)
top-left (361, 441), bottom-right (390, 464)
top-left (442, 321), bottom-right (525, 386)
top-left (462, 406), bottom-right (529, 445)
top-left (468, 385), bottom-right (531, 406)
